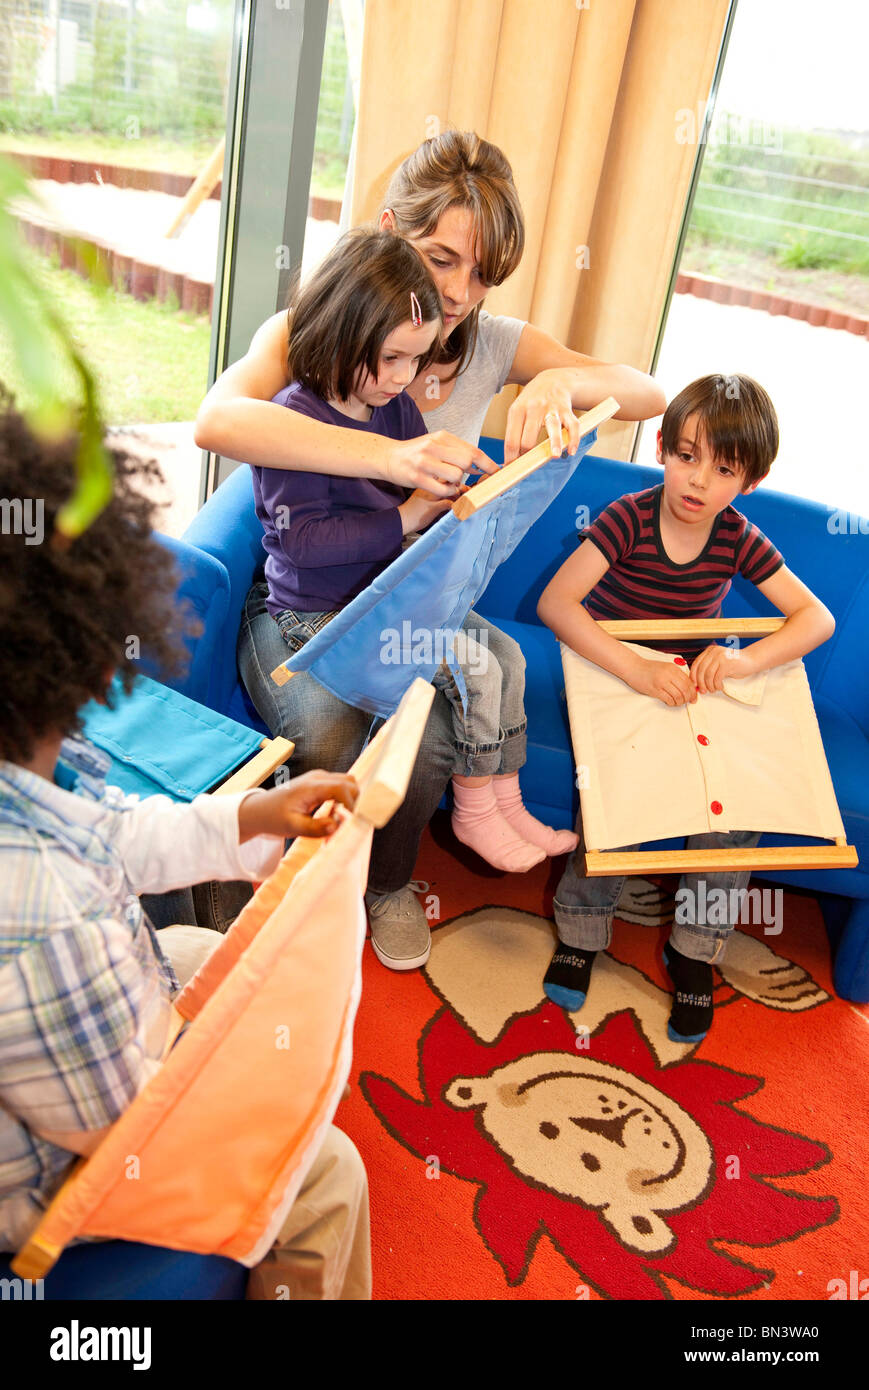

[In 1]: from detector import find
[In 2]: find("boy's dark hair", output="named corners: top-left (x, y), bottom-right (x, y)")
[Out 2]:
top-left (661, 375), bottom-right (779, 488)
top-left (0, 395), bottom-right (191, 763)
top-left (286, 229), bottom-right (443, 403)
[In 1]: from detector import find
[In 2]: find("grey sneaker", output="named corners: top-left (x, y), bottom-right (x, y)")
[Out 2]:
top-left (365, 880), bottom-right (431, 971)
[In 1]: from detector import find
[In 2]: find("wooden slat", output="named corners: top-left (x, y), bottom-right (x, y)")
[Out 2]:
top-left (597, 618), bottom-right (785, 640)
top-left (585, 845), bottom-right (859, 876)
top-left (451, 396), bottom-right (620, 520)
top-left (353, 679), bottom-right (434, 827)
top-left (166, 137), bottom-right (225, 238)
top-left (271, 663), bottom-right (294, 687)
top-left (213, 737), bottom-right (294, 796)
top-left (12, 1232), bottom-right (65, 1283)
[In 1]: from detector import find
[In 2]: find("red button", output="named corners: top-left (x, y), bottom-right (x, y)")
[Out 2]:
top-left (673, 657), bottom-right (687, 666)
top-left (697, 734), bottom-right (709, 746)
top-left (710, 800), bottom-right (723, 815)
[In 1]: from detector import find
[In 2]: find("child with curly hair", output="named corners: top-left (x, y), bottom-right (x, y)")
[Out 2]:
top-left (0, 397), bottom-right (367, 1297)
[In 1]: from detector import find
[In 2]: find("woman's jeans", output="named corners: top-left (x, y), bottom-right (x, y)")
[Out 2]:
top-left (238, 582), bottom-right (459, 895)
top-left (554, 809), bottom-right (762, 963)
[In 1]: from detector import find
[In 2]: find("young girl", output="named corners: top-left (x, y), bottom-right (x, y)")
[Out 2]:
top-left (251, 228), bottom-right (577, 895)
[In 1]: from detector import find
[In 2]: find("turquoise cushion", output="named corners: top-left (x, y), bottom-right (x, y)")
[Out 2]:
top-left (81, 675), bottom-right (263, 802)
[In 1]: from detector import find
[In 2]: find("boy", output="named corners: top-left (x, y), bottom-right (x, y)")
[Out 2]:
top-left (0, 399), bottom-right (367, 1297)
top-left (536, 375), bottom-right (835, 1043)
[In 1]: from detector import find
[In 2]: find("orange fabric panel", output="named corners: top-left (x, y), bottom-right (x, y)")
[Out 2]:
top-left (175, 831), bottom-right (322, 1022)
top-left (31, 814), bottom-right (372, 1265)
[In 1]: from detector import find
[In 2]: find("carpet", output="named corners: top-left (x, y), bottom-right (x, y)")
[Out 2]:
top-left (335, 814), bottom-right (869, 1301)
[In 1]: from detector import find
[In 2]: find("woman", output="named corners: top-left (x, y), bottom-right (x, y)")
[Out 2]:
top-left (195, 131), bottom-right (667, 971)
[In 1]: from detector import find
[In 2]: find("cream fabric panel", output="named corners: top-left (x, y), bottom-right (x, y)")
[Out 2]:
top-left (561, 642), bottom-right (846, 852)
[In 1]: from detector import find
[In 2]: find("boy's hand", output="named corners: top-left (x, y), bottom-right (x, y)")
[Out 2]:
top-left (690, 644), bottom-right (757, 694)
top-left (237, 771), bottom-right (359, 843)
top-left (627, 654), bottom-right (697, 707)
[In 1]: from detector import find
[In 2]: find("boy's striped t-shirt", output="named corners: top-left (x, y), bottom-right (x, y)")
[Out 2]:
top-left (582, 485), bottom-right (784, 658)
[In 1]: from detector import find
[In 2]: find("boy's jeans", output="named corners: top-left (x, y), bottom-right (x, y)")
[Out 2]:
top-left (554, 816), bottom-right (762, 963)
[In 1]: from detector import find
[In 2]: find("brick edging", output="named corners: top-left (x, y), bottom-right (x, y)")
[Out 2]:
top-left (18, 215), bottom-right (214, 315)
top-left (675, 272), bottom-right (869, 337)
top-left (6, 151), bottom-right (344, 223)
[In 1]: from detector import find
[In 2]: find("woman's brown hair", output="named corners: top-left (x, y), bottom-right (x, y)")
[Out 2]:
top-left (382, 131), bottom-right (525, 379)
top-left (287, 229), bottom-right (442, 404)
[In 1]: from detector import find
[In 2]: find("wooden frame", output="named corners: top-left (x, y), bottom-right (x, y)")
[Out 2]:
top-left (214, 735), bottom-right (294, 795)
top-left (451, 397), bottom-right (620, 520)
top-left (566, 620), bottom-right (858, 877)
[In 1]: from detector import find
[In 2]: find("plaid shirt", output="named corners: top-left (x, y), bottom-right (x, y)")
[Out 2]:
top-left (0, 737), bottom-right (280, 1251)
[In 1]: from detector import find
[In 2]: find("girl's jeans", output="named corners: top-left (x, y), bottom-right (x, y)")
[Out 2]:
top-left (432, 611), bottom-right (527, 778)
top-left (554, 813), bottom-right (762, 963)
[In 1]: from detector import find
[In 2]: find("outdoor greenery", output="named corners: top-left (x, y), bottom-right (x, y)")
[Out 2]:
top-left (0, 0), bottom-right (233, 143)
top-left (0, 0), bottom-right (351, 197)
top-left (0, 151), bottom-right (112, 538)
top-left (688, 118), bottom-right (869, 277)
top-left (0, 245), bottom-right (211, 425)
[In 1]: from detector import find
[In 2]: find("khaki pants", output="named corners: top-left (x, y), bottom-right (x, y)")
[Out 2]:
top-left (159, 926), bottom-right (372, 1301)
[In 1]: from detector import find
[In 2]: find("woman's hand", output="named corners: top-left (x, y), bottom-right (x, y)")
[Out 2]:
top-left (237, 771), bottom-right (359, 842)
top-left (503, 369), bottom-right (582, 464)
top-left (626, 654), bottom-right (697, 707)
top-left (398, 487), bottom-right (458, 535)
top-left (385, 431), bottom-right (496, 497)
top-left (689, 645), bottom-right (757, 694)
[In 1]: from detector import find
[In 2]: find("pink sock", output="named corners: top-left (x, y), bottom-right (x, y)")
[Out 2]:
top-left (492, 773), bottom-right (579, 856)
top-left (451, 779), bottom-right (546, 872)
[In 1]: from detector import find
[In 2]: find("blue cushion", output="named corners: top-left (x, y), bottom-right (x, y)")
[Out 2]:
top-left (0, 1242), bottom-right (246, 1300)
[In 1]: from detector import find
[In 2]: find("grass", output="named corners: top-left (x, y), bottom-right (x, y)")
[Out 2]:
top-left (0, 132), bottom-right (221, 178)
top-left (681, 237), bottom-right (869, 316)
top-left (0, 249), bottom-right (212, 425)
top-left (691, 120), bottom-right (869, 277)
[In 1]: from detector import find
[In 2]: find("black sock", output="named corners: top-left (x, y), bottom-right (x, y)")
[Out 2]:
top-left (544, 944), bottom-right (597, 1011)
top-left (664, 944), bottom-right (714, 1041)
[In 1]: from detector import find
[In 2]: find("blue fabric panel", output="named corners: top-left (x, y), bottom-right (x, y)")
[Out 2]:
top-left (81, 675), bottom-right (263, 802)
top-left (0, 1244), bottom-right (246, 1300)
top-left (283, 432), bottom-right (600, 717)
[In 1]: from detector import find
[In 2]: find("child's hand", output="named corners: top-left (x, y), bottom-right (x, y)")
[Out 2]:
top-left (689, 644), bottom-right (757, 694)
top-left (237, 771), bottom-right (358, 842)
top-left (627, 654), bottom-right (697, 707)
top-left (398, 488), bottom-right (457, 535)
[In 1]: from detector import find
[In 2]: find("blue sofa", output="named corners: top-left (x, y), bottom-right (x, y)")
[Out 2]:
top-left (170, 447), bottom-right (869, 1000)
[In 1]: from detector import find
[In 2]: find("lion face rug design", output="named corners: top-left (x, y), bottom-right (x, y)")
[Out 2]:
top-left (445, 1052), bottom-right (713, 1257)
top-left (360, 908), bottom-right (842, 1297)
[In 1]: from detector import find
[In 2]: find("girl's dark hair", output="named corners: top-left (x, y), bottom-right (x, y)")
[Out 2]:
top-left (661, 374), bottom-right (779, 487)
top-left (286, 229), bottom-right (443, 403)
top-left (0, 395), bottom-right (192, 764)
top-left (381, 131), bottom-right (525, 379)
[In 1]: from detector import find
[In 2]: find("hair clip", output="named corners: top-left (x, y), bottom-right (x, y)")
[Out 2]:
top-left (410, 291), bottom-right (423, 327)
